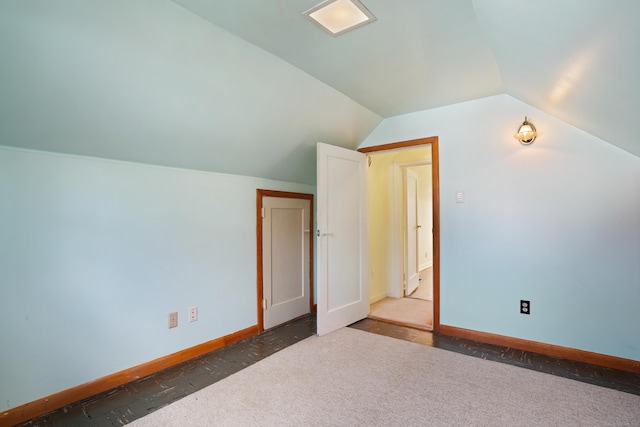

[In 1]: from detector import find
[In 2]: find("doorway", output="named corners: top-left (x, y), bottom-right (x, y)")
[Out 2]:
top-left (358, 137), bottom-right (440, 332)
top-left (256, 190), bottom-right (314, 332)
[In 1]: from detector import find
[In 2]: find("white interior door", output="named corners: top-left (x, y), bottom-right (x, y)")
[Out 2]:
top-left (316, 143), bottom-right (368, 336)
top-left (405, 169), bottom-right (420, 295)
top-left (262, 197), bottom-right (311, 330)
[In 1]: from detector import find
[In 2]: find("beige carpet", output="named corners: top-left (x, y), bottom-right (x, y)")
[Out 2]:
top-left (129, 328), bottom-right (640, 426)
top-left (369, 297), bottom-right (432, 330)
top-left (408, 282), bottom-right (431, 300)
top-left (409, 268), bottom-right (432, 300)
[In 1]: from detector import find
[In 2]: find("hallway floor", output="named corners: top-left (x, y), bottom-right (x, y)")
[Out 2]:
top-left (368, 297), bottom-right (432, 330)
top-left (368, 267), bottom-right (433, 330)
top-left (17, 315), bottom-right (640, 426)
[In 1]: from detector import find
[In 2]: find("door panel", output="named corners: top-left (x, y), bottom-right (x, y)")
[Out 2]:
top-left (405, 169), bottom-right (420, 295)
top-left (317, 143), bottom-right (368, 336)
top-left (263, 197), bottom-right (310, 330)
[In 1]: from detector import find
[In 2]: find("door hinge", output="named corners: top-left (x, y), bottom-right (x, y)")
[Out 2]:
top-left (262, 298), bottom-right (267, 310)
top-left (261, 207), bottom-right (265, 218)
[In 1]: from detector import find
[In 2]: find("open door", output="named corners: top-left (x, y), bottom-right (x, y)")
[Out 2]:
top-left (405, 168), bottom-right (420, 296)
top-left (316, 143), bottom-right (369, 336)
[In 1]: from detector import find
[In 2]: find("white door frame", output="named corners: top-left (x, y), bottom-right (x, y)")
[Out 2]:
top-left (404, 168), bottom-right (421, 296)
top-left (390, 160), bottom-right (432, 298)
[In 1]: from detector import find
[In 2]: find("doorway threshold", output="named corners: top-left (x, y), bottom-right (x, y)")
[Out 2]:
top-left (368, 297), bottom-right (433, 331)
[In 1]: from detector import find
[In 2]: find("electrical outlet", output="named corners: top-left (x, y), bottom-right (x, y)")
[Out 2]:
top-left (168, 311), bottom-right (178, 328)
top-left (520, 300), bottom-right (530, 315)
top-left (189, 306), bottom-right (198, 322)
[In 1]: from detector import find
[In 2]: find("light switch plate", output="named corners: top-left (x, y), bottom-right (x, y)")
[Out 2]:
top-left (168, 311), bottom-right (178, 328)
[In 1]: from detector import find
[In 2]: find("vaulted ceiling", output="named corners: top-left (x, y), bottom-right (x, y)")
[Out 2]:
top-left (1, 1), bottom-right (638, 185)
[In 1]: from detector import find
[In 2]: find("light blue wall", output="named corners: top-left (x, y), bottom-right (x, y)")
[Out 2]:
top-left (361, 94), bottom-right (640, 361)
top-left (0, 146), bottom-right (314, 409)
top-left (2, 95), bottom-right (638, 411)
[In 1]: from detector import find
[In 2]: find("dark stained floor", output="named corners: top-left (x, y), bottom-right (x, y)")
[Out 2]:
top-left (350, 318), bottom-right (640, 396)
top-left (17, 317), bottom-right (316, 427)
top-left (17, 315), bottom-right (640, 426)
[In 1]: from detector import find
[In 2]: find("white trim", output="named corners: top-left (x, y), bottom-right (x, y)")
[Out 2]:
top-left (369, 291), bottom-right (387, 304)
top-left (420, 263), bottom-right (433, 272)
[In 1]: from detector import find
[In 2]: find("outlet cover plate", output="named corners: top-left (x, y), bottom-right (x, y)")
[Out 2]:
top-left (520, 300), bottom-right (530, 315)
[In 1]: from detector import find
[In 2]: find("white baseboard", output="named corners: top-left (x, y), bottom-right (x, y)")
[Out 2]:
top-left (419, 263), bottom-right (433, 272)
top-left (369, 291), bottom-right (387, 304)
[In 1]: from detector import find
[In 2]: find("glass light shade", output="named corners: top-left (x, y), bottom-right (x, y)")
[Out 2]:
top-left (514, 117), bottom-right (537, 144)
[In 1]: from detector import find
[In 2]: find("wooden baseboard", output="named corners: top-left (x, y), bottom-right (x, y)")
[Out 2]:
top-left (1, 324), bottom-right (260, 426)
top-left (439, 324), bottom-right (640, 374)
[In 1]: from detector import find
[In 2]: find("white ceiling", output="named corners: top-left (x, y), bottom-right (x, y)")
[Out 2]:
top-left (1, 1), bottom-right (638, 185)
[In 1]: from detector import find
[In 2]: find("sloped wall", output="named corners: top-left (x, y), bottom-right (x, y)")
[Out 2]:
top-left (360, 94), bottom-right (640, 361)
top-left (0, 0), bottom-right (380, 185)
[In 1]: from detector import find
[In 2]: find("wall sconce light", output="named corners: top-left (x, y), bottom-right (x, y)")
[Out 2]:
top-left (514, 116), bottom-right (537, 145)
